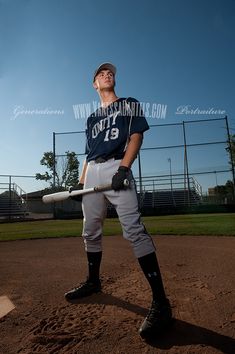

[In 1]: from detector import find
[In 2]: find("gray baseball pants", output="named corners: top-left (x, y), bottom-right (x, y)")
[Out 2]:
top-left (82, 158), bottom-right (156, 258)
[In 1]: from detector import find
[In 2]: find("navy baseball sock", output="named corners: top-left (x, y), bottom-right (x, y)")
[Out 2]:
top-left (138, 252), bottom-right (167, 304)
top-left (87, 251), bottom-right (102, 284)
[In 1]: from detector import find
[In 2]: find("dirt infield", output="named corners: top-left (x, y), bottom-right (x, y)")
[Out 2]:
top-left (0, 235), bottom-right (235, 354)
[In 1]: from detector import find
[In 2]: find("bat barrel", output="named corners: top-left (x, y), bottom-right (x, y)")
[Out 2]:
top-left (42, 191), bottom-right (69, 204)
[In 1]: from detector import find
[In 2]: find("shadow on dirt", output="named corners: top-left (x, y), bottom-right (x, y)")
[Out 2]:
top-left (67, 291), bottom-right (235, 354)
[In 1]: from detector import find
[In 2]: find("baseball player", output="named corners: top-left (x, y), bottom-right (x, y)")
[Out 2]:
top-left (65, 63), bottom-right (173, 338)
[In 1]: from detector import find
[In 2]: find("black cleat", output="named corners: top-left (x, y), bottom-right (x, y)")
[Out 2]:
top-left (65, 279), bottom-right (101, 300)
top-left (139, 298), bottom-right (173, 338)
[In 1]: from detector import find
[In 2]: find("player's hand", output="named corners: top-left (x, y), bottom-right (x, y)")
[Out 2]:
top-left (69, 183), bottom-right (84, 202)
top-left (112, 166), bottom-right (129, 191)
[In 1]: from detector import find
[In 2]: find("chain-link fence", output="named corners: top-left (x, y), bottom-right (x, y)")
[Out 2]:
top-left (49, 116), bottom-right (234, 216)
top-left (1, 117), bottom-right (234, 220)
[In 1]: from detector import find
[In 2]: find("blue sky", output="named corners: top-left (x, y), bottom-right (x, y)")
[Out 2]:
top-left (0, 0), bottom-right (234, 192)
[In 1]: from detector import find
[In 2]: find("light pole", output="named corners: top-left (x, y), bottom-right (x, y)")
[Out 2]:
top-left (214, 171), bottom-right (218, 186)
top-left (168, 158), bottom-right (176, 206)
top-left (168, 158), bottom-right (173, 191)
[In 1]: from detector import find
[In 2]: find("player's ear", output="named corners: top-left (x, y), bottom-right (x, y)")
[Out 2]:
top-left (93, 80), bottom-right (98, 90)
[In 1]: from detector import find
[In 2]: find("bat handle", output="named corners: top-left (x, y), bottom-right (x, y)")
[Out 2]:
top-left (93, 179), bottom-right (130, 192)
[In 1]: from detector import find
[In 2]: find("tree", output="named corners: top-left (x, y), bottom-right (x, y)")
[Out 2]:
top-left (36, 151), bottom-right (79, 190)
top-left (214, 180), bottom-right (234, 201)
top-left (226, 134), bottom-right (235, 166)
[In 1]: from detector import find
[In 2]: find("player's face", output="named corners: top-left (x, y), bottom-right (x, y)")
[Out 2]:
top-left (93, 70), bottom-right (115, 91)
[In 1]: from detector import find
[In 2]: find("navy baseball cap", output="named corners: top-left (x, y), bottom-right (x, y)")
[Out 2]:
top-left (93, 62), bottom-right (116, 82)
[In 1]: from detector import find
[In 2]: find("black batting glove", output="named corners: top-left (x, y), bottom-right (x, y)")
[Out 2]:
top-left (112, 166), bottom-right (129, 191)
top-left (69, 183), bottom-right (84, 202)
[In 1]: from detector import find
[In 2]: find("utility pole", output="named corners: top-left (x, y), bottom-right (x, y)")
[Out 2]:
top-left (225, 116), bottom-right (235, 200)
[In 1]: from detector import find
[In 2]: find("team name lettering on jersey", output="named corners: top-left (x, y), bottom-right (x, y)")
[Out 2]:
top-left (85, 98), bottom-right (149, 162)
top-left (92, 111), bottom-right (121, 139)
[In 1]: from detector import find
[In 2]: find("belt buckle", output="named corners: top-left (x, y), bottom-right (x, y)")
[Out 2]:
top-left (95, 157), bottom-right (107, 163)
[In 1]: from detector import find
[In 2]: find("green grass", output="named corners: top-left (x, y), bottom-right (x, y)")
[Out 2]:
top-left (0, 213), bottom-right (235, 241)
top-left (142, 213), bottom-right (235, 236)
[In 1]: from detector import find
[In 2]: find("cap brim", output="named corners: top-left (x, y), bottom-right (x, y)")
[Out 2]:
top-left (93, 62), bottom-right (116, 81)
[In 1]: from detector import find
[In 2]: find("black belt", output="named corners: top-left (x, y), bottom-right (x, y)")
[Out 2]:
top-left (94, 154), bottom-right (124, 163)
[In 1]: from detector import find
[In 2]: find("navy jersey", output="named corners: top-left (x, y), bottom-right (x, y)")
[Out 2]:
top-left (85, 97), bottom-right (149, 162)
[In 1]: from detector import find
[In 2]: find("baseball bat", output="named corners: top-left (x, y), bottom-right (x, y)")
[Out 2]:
top-left (42, 179), bottom-right (129, 204)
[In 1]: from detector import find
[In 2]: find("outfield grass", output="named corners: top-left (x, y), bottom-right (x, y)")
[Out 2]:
top-left (0, 213), bottom-right (234, 241)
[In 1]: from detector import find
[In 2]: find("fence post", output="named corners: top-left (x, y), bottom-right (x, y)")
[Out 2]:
top-left (182, 121), bottom-right (191, 206)
top-left (52, 132), bottom-right (56, 218)
top-left (8, 175), bottom-right (12, 220)
top-left (53, 132), bottom-right (56, 189)
top-left (137, 152), bottom-right (143, 208)
top-left (225, 116), bottom-right (235, 200)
